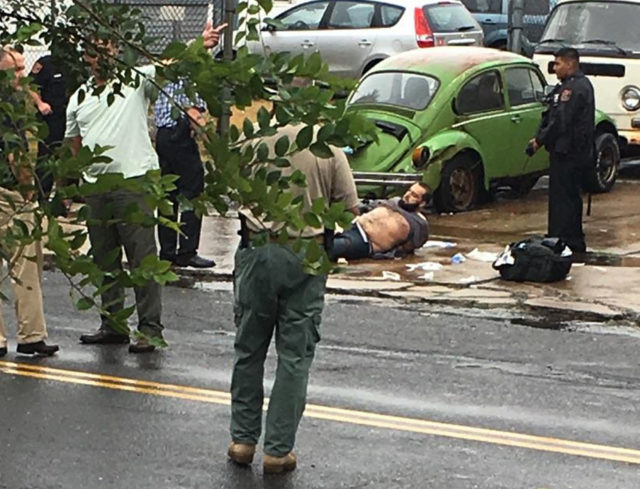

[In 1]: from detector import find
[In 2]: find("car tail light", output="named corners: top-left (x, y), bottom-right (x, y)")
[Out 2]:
top-left (414, 8), bottom-right (434, 48)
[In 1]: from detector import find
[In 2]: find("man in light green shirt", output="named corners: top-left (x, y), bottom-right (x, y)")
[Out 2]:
top-left (66, 25), bottom-right (223, 353)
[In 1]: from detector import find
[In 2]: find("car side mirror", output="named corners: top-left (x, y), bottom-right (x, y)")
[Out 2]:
top-left (543, 85), bottom-right (555, 97)
top-left (262, 24), bottom-right (276, 32)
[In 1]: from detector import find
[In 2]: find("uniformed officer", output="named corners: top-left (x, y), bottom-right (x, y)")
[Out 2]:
top-left (529, 47), bottom-right (595, 253)
top-left (29, 55), bottom-right (68, 202)
top-left (227, 124), bottom-right (359, 474)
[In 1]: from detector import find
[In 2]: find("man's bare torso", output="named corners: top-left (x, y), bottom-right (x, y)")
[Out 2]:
top-left (357, 206), bottom-right (410, 253)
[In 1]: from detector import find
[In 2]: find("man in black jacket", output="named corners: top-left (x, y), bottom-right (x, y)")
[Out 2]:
top-left (530, 47), bottom-right (595, 253)
top-left (29, 55), bottom-right (68, 202)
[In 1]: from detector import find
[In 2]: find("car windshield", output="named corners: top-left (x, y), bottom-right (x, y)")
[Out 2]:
top-left (349, 72), bottom-right (439, 111)
top-left (424, 4), bottom-right (478, 32)
top-left (540, 1), bottom-right (640, 53)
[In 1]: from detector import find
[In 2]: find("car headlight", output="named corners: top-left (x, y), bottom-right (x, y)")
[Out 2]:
top-left (412, 146), bottom-right (430, 168)
top-left (621, 86), bottom-right (640, 111)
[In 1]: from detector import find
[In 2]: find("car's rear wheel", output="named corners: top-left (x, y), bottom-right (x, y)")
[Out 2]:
top-left (434, 154), bottom-right (482, 213)
top-left (583, 133), bottom-right (619, 193)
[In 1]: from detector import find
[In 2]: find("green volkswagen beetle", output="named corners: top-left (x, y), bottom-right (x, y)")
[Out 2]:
top-left (346, 47), bottom-right (620, 213)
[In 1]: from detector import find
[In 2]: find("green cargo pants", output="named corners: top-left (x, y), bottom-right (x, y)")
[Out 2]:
top-left (230, 242), bottom-right (326, 457)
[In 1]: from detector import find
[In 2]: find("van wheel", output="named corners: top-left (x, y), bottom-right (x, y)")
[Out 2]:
top-left (583, 133), bottom-right (619, 193)
top-left (434, 155), bottom-right (482, 213)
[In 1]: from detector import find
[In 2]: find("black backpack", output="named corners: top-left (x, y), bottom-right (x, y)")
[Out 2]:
top-left (492, 236), bottom-right (572, 283)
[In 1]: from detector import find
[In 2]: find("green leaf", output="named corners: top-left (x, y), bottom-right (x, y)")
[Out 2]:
top-left (303, 212), bottom-right (322, 229)
top-left (311, 197), bottom-right (325, 214)
top-left (310, 142), bottom-right (334, 159)
top-left (257, 0), bottom-right (274, 13)
top-left (257, 106), bottom-right (271, 130)
top-left (243, 118), bottom-right (255, 138)
top-left (256, 142), bottom-right (269, 161)
top-left (295, 125), bottom-right (313, 150)
top-left (76, 297), bottom-right (94, 311)
top-left (274, 135), bottom-right (290, 157)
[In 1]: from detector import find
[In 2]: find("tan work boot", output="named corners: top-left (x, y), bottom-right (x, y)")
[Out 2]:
top-left (263, 452), bottom-right (297, 474)
top-left (227, 442), bottom-right (256, 465)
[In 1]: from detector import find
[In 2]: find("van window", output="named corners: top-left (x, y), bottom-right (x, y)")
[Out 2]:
top-left (541, 1), bottom-right (640, 53)
top-left (380, 5), bottom-right (404, 27)
top-left (328, 1), bottom-right (375, 29)
top-left (456, 71), bottom-right (504, 114)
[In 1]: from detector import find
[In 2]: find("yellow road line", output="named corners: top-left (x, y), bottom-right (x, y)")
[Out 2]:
top-left (2, 360), bottom-right (639, 465)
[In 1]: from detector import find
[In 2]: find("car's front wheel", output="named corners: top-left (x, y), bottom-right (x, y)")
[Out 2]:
top-left (434, 154), bottom-right (482, 213)
top-left (583, 133), bottom-right (619, 193)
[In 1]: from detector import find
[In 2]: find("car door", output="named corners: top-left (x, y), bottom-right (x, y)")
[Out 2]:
top-left (261, 1), bottom-right (331, 59)
top-left (313, 1), bottom-right (377, 78)
top-left (452, 69), bottom-right (513, 180)
top-left (503, 65), bottom-right (548, 175)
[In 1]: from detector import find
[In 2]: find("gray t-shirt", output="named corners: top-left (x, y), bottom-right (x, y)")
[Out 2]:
top-left (241, 124), bottom-right (359, 237)
top-left (65, 65), bottom-right (159, 183)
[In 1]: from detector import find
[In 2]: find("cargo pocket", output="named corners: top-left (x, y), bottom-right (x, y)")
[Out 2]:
top-left (306, 314), bottom-right (322, 356)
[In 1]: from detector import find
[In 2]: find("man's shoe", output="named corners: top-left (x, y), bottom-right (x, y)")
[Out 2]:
top-left (80, 329), bottom-right (130, 345)
top-left (263, 452), bottom-right (297, 474)
top-left (16, 341), bottom-right (59, 356)
top-left (0, 345), bottom-right (7, 357)
top-left (128, 337), bottom-right (157, 354)
top-left (174, 254), bottom-right (216, 268)
top-left (227, 442), bottom-right (256, 465)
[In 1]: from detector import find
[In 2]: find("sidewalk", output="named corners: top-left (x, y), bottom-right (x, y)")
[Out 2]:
top-left (51, 181), bottom-right (640, 325)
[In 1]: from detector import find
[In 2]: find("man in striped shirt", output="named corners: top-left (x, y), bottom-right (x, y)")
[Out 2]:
top-left (154, 80), bottom-right (215, 268)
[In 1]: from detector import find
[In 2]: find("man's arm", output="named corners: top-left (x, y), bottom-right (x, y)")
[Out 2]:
top-left (68, 135), bottom-right (82, 156)
top-left (28, 88), bottom-right (52, 116)
top-left (8, 152), bottom-right (34, 201)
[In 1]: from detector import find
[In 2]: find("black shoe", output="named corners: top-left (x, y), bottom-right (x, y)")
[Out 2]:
top-left (174, 255), bottom-right (216, 268)
top-left (0, 345), bottom-right (6, 357)
top-left (16, 341), bottom-right (59, 356)
top-left (80, 329), bottom-right (130, 345)
top-left (128, 337), bottom-right (157, 354)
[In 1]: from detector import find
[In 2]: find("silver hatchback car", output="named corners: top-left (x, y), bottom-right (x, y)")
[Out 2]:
top-left (247, 0), bottom-right (484, 79)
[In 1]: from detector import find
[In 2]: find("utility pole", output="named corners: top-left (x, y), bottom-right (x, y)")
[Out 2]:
top-left (508, 0), bottom-right (525, 53)
top-left (218, 0), bottom-right (235, 135)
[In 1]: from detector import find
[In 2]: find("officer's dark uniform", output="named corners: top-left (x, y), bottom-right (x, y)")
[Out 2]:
top-left (30, 55), bottom-right (68, 200)
top-left (535, 70), bottom-right (594, 253)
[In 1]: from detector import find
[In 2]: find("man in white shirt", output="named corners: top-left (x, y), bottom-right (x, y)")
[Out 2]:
top-left (66, 23), bottom-right (223, 353)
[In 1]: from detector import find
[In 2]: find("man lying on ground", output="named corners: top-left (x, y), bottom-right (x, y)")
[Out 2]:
top-left (329, 182), bottom-right (430, 261)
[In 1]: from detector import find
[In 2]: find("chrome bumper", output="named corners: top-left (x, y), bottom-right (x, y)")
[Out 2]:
top-left (352, 172), bottom-right (422, 187)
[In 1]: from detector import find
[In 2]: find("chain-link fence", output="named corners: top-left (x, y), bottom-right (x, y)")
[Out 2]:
top-left (21, 0), bottom-right (228, 69)
top-left (116, 0), bottom-right (226, 53)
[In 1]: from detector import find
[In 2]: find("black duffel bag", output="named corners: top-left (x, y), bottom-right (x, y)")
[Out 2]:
top-left (492, 236), bottom-right (572, 283)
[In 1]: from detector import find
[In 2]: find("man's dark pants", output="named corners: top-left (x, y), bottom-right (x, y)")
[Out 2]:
top-left (329, 224), bottom-right (371, 261)
top-left (231, 242), bottom-right (326, 456)
top-left (155, 126), bottom-right (205, 262)
top-left (36, 111), bottom-right (66, 201)
top-left (85, 185), bottom-right (163, 337)
top-left (548, 151), bottom-right (586, 253)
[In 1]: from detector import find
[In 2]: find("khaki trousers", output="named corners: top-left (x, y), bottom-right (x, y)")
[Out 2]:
top-left (0, 187), bottom-right (47, 347)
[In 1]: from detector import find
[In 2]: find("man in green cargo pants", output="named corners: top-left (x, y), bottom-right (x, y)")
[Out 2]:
top-left (227, 124), bottom-right (359, 474)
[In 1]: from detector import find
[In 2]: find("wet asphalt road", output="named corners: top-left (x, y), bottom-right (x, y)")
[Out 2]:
top-left (1, 271), bottom-right (640, 489)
